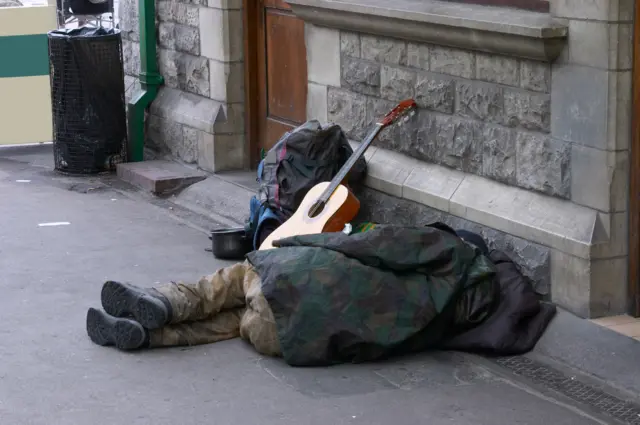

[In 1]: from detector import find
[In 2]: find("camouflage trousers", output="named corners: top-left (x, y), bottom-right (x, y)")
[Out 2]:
top-left (148, 261), bottom-right (282, 357)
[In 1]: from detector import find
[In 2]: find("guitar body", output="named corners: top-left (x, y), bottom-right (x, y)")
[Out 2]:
top-left (258, 181), bottom-right (361, 250)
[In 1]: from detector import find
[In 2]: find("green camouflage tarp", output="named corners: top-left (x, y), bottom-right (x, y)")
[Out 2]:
top-left (246, 224), bottom-right (499, 366)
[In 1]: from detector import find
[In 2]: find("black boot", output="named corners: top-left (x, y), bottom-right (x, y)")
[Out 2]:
top-left (86, 308), bottom-right (149, 351)
top-left (100, 281), bottom-right (173, 329)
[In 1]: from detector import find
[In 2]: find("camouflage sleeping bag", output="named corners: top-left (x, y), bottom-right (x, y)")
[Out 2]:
top-left (246, 224), bottom-right (499, 366)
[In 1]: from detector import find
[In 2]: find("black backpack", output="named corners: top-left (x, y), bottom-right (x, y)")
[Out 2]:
top-left (256, 120), bottom-right (367, 221)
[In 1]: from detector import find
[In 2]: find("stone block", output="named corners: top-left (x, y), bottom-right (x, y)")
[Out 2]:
top-left (360, 35), bottom-right (407, 65)
top-left (198, 133), bottom-right (245, 172)
top-left (200, 8), bottom-right (243, 62)
top-left (504, 90), bottom-right (550, 132)
top-left (407, 109), bottom-right (439, 162)
top-left (455, 81), bottom-right (504, 124)
top-left (196, 130), bottom-right (216, 172)
top-left (327, 88), bottom-right (368, 141)
top-left (415, 72), bottom-right (454, 114)
top-left (307, 82), bottom-right (328, 123)
top-left (124, 76), bottom-right (139, 103)
top-left (209, 60), bottom-right (244, 103)
top-left (306, 24), bottom-right (341, 87)
top-left (183, 55), bottom-right (210, 97)
top-left (402, 162), bottom-right (464, 212)
top-left (340, 31), bottom-right (360, 58)
top-left (213, 103), bottom-right (245, 134)
top-left (158, 49), bottom-right (180, 89)
top-left (551, 64), bottom-right (608, 149)
top-left (612, 23), bottom-right (633, 70)
top-left (122, 40), bottom-right (140, 77)
top-left (550, 250), bottom-right (591, 317)
top-left (368, 98), bottom-right (399, 145)
top-left (590, 256), bottom-right (628, 317)
top-left (207, 0), bottom-right (242, 8)
top-left (571, 145), bottom-right (629, 212)
top-left (611, 70), bottom-right (632, 151)
top-left (380, 65), bottom-right (416, 102)
top-left (430, 46), bottom-right (474, 79)
top-left (475, 53), bottom-right (519, 87)
top-left (449, 173), bottom-right (597, 259)
top-left (150, 87), bottom-right (223, 134)
top-left (482, 125), bottom-right (516, 185)
top-left (407, 43), bottom-right (429, 70)
top-left (157, 1), bottom-right (172, 21)
top-left (158, 1), bottom-right (199, 26)
top-left (175, 24), bottom-right (200, 55)
top-left (118, 0), bottom-right (139, 41)
top-left (340, 56), bottom-right (380, 96)
top-left (364, 149), bottom-right (414, 197)
top-left (436, 116), bottom-right (483, 174)
top-left (178, 127), bottom-right (199, 163)
top-left (158, 22), bottom-right (175, 50)
top-left (569, 20), bottom-right (609, 68)
top-left (591, 211), bottom-right (629, 259)
top-left (550, 0), bottom-right (634, 22)
top-left (158, 50), bottom-right (210, 96)
top-left (116, 159), bottom-right (206, 195)
top-left (551, 250), bottom-right (627, 318)
top-left (516, 133), bottom-right (570, 198)
top-left (367, 97), bottom-right (406, 151)
top-left (146, 115), bottom-right (186, 160)
top-left (158, 23), bottom-right (200, 55)
top-left (520, 60), bottom-right (550, 93)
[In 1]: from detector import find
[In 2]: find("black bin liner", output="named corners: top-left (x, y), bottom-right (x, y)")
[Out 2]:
top-left (48, 27), bottom-right (127, 174)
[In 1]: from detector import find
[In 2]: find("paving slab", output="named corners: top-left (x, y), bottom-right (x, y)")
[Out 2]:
top-left (117, 160), bottom-right (207, 195)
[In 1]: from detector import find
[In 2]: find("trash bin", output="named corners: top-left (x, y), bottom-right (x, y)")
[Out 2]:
top-left (47, 27), bottom-right (127, 175)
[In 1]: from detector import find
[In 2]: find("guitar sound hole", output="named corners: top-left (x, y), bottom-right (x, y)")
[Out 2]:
top-left (308, 200), bottom-right (325, 218)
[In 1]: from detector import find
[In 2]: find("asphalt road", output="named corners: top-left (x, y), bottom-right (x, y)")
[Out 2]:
top-left (0, 145), bottom-right (613, 425)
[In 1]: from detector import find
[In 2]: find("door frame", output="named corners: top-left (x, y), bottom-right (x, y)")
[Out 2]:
top-left (243, 0), bottom-right (262, 169)
top-left (629, 0), bottom-right (640, 317)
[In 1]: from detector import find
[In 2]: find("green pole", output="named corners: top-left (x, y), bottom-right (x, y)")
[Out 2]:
top-left (126, 0), bottom-right (163, 162)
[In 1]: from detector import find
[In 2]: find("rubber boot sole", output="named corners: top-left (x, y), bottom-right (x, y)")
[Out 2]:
top-left (100, 280), bottom-right (169, 329)
top-left (86, 308), bottom-right (147, 351)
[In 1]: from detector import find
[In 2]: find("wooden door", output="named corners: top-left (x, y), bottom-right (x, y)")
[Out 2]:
top-left (629, 0), bottom-right (640, 317)
top-left (244, 0), bottom-right (308, 167)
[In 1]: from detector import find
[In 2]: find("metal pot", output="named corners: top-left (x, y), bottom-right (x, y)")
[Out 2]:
top-left (209, 227), bottom-right (253, 260)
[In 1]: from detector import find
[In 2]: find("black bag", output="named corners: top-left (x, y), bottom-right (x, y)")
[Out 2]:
top-left (256, 120), bottom-right (367, 221)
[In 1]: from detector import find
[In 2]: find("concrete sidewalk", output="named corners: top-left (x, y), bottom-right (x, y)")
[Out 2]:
top-left (1, 143), bottom-right (638, 425)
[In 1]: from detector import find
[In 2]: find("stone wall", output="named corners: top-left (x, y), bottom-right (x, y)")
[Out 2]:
top-left (329, 32), bottom-right (568, 199)
top-left (302, 0), bottom-right (634, 318)
top-left (119, 0), bottom-right (247, 172)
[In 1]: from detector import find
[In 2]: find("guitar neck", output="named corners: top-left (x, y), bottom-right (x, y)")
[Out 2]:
top-left (319, 122), bottom-right (385, 202)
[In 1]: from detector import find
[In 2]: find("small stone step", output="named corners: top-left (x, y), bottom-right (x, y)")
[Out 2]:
top-left (116, 160), bottom-right (207, 195)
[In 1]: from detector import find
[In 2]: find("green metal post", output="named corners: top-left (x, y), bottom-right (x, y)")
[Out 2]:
top-left (126, 0), bottom-right (164, 162)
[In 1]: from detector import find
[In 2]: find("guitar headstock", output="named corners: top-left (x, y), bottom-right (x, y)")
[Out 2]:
top-left (380, 99), bottom-right (418, 128)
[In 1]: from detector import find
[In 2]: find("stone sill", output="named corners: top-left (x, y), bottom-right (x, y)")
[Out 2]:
top-left (287, 0), bottom-right (568, 62)
top-left (349, 141), bottom-right (611, 260)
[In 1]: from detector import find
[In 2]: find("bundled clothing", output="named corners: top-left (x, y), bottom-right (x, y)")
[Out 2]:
top-left (87, 224), bottom-right (555, 367)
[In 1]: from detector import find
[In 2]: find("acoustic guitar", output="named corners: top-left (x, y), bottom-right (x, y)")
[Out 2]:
top-left (259, 99), bottom-right (418, 250)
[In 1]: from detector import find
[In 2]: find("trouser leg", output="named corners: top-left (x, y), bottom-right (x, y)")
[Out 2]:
top-left (148, 308), bottom-right (245, 348)
top-left (154, 262), bottom-right (249, 324)
top-left (239, 266), bottom-right (282, 357)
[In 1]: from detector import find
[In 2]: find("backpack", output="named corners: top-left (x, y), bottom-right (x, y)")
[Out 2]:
top-left (245, 120), bottom-right (368, 250)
